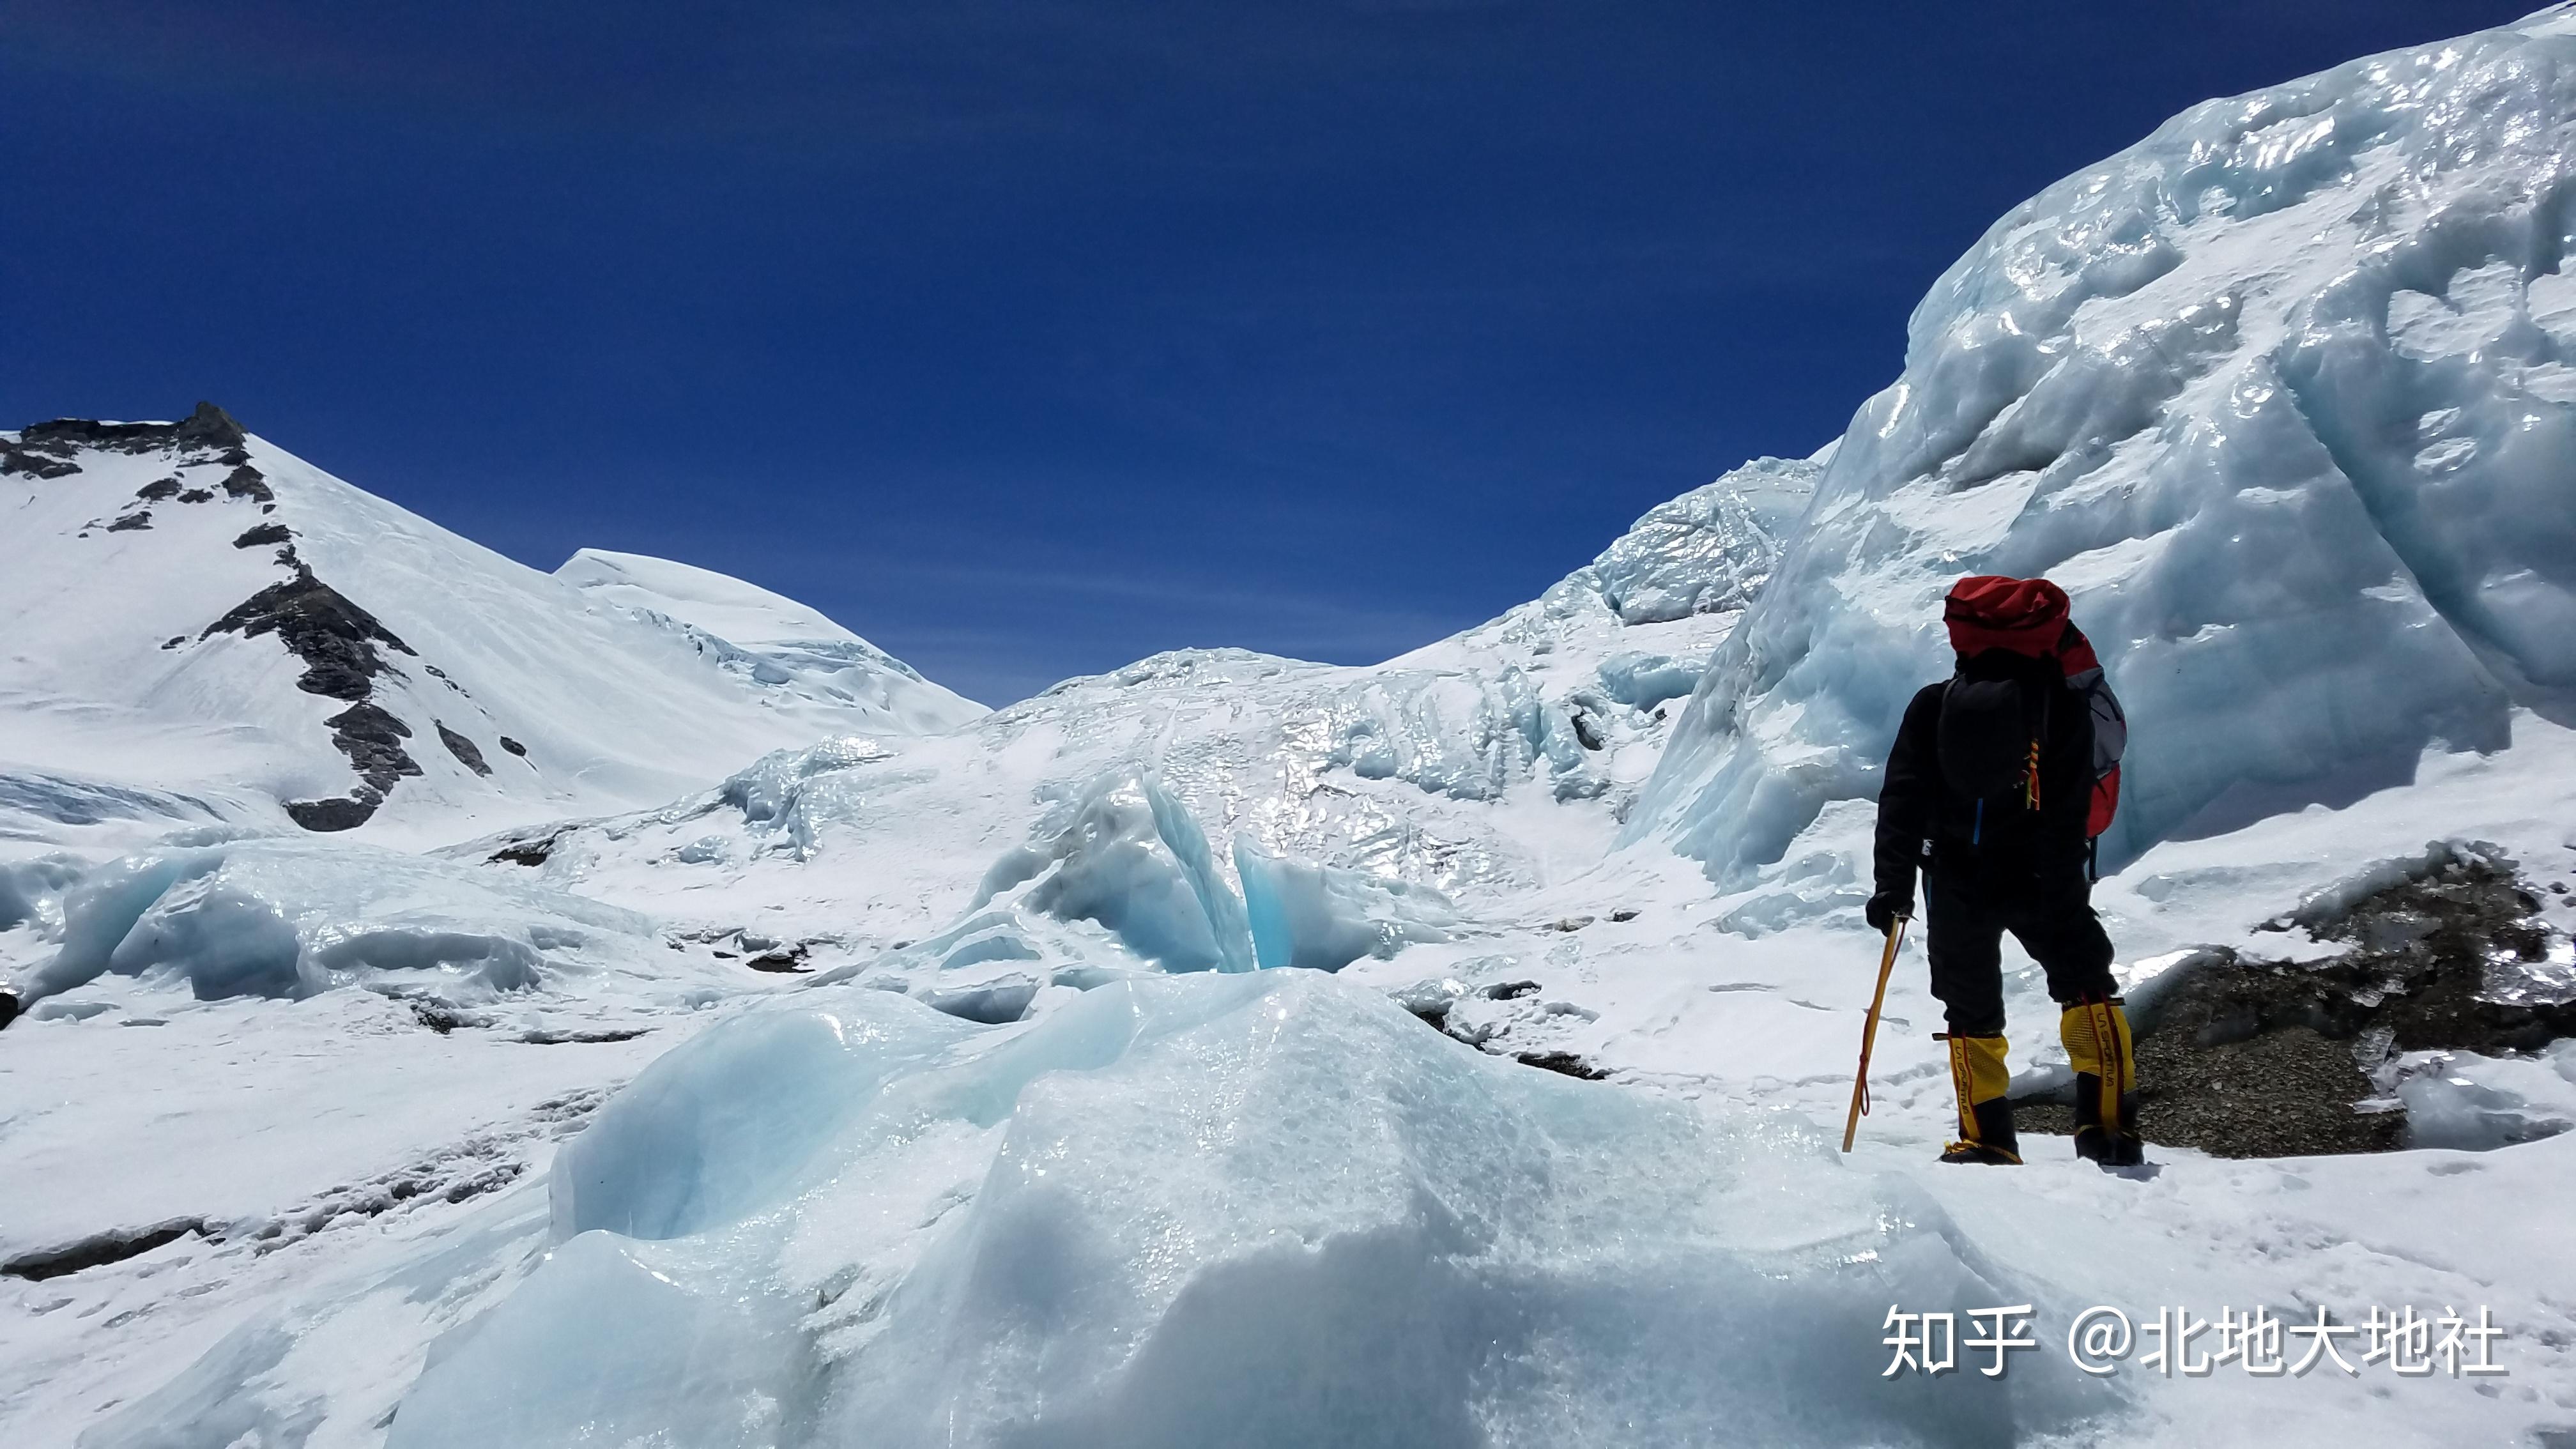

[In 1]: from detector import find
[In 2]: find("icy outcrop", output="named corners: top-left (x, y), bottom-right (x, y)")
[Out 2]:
top-left (1584, 453), bottom-right (1823, 625)
top-left (975, 769), bottom-right (1253, 974)
top-left (1636, 10), bottom-right (2576, 885)
top-left (1234, 834), bottom-right (1459, 971)
top-left (609, 648), bottom-right (1629, 924)
top-left (798, 767), bottom-right (1468, 1014)
top-left (0, 854), bottom-right (83, 933)
top-left (1594, 650), bottom-right (1703, 710)
top-left (394, 970), bottom-right (2084, 1448)
top-left (13, 836), bottom-right (651, 1004)
top-left (2391, 1041), bottom-right (2576, 1150)
top-left (1405, 452), bottom-right (1821, 680)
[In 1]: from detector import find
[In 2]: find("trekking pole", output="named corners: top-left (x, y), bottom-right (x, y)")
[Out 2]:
top-left (1841, 916), bottom-right (1910, 1153)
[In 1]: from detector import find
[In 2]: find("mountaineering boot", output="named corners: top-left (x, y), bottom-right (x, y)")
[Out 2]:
top-left (1936, 1033), bottom-right (2021, 1164)
top-left (2062, 996), bottom-right (2142, 1166)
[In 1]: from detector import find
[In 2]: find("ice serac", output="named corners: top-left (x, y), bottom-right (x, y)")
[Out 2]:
top-left (1584, 452), bottom-right (1822, 625)
top-left (1234, 833), bottom-right (1458, 970)
top-left (17, 835), bottom-right (650, 1004)
top-left (392, 970), bottom-right (2094, 1448)
top-left (973, 767), bottom-right (1254, 974)
top-left (1634, 9), bottom-right (2576, 885)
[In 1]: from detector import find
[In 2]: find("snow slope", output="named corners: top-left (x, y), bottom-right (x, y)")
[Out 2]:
top-left (553, 548), bottom-right (981, 737)
top-left (15, 10), bottom-right (2576, 1449)
top-left (0, 407), bottom-right (979, 850)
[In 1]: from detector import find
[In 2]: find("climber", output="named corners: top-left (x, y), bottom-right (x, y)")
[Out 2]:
top-left (1865, 575), bottom-right (2140, 1167)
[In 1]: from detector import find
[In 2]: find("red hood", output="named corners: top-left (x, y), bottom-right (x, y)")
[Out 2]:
top-left (1943, 575), bottom-right (2069, 658)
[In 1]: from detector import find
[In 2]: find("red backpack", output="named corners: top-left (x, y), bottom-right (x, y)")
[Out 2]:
top-left (1942, 576), bottom-right (2126, 841)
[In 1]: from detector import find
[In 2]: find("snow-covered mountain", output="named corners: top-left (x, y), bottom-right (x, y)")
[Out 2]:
top-left (0, 406), bottom-right (981, 848)
top-left (436, 447), bottom-right (1823, 991)
top-left (13, 10), bottom-right (2576, 1449)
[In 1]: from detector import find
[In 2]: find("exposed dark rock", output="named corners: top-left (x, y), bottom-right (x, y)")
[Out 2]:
top-left (1480, 979), bottom-right (1542, 1000)
top-left (0, 990), bottom-right (16, 1031)
top-left (160, 636), bottom-right (185, 650)
top-left (232, 522), bottom-right (291, 549)
top-left (1547, 916), bottom-right (1595, 932)
top-left (280, 705), bottom-right (421, 832)
top-left (2017, 1025), bottom-right (2405, 1158)
top-left (286, 796), bottom-right (379, 832)
top-left (0, 446), bottom-right (80, 479)
top-left (489, 831), bottom-right (558, 867)
top-left (220, 466), bottom-right (273, 503)
top-left (22, 418), bottom-right (177, 450)
top-left (202, 564), bottom-right (415, 701)
top-left (176, 401), bottom-right (247, 447)
top-left (104, 511), bottom-right (152, 532)
top-left (178, 487), bottom-right (213, 503)
top-left (409, 1000), bottom-right (491, 1034)
top-left (2015, 845), bottom-right (2575, 1159)
top-left (1514, 1050), bottom-right (1609, 1080)
top-left (498, 736), bottom-right (528, 757)
top-left (328, 702), bottom-right (422, 793)
top-left (519, 1027), bottom-right (651, 1045)
top-left (19, 402), bottom-right (245, 455)
top-left (437, 722), bottom-right (492, 776)
top-left (3, 1220), bottom-right (207, 1280)
top-left (747, 944), bottom-right (811, 973)
top-left (135, 477), bottom-right (181, 502)
top-left (1609, 908), bottom-right (1641, 923)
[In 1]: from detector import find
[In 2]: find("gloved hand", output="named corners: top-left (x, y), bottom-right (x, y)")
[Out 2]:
top-left (1864, 892), bottom-right (1912, 934)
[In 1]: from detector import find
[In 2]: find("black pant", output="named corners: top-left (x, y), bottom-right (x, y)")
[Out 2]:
top-left (1924, 873), bottom-right (2115, 1038)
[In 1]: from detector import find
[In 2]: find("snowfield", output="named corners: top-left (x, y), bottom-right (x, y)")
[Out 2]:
top-left (10, 8), bottom-right (2576, 1448)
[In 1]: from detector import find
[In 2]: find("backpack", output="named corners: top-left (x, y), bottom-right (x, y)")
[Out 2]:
top-left (1939, 576), bottom-right (2126, 841)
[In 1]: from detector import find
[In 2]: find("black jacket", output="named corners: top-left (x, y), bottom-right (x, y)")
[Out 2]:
top-left (1873, 654), bottom-right (2096, 907)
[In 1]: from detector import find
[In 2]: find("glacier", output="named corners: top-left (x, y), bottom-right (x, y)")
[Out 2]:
top-left (387, 970), bottom-right (2089, 1449)
top-left (15, 10), bottom-right (2576, 1449)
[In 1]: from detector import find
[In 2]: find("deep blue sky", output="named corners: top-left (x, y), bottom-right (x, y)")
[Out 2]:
top-left (2, 1), bottom-right (2536, 703)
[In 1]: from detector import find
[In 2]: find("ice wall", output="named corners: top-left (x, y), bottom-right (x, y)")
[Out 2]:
top-left (0, 852), bottom-right (82, 933)
top-left (1234, 834), bottom-right (1459, 971)
top-left (391, 970), bottom-right (2096, 1448)
top-left (1635, 10), bottom-right (2576, 885)
top-left (1586, 453), bottom-right (1823, 625)
top-left (13, 836), bottom-right (652, 1003)
top-left (975, 768), bottom-right (1254, 974)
